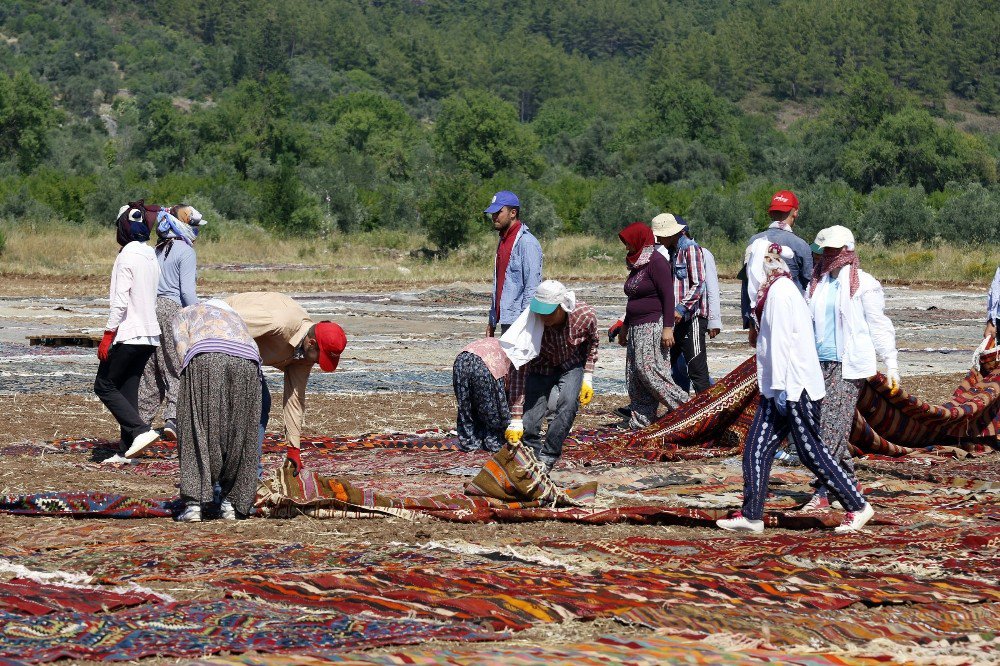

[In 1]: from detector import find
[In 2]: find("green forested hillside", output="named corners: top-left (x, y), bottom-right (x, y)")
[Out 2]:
top-left (0, 0), bottom-right (998, 251)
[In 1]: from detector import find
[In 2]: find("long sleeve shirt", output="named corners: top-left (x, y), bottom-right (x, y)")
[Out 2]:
top-left (702, 247), bottom-right (722, 330)
top-left (107, 241), bottom-right (161, 343)
top-left (757, 278), bottom-right (825, 402)
top-left (623, 251), bottom-right (674, 328)
top-left (225, 292), bottom-right (315, 448)
top-left (508, 302), bottom-right (599, 418)
top-left (669, 238), bottom-right (707, 320)
top-left (988, 267), bottom-right (1000, 323)
top-left (156, 241), bottom-right (198, 307)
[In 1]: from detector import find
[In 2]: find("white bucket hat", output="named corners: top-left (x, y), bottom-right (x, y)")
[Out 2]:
top-left (813, 225), bottom-right (855, 250)
top-left (651, 213), bottom-right (685, 238)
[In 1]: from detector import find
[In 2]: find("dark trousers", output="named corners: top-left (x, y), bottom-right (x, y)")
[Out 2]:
top-left (740, 392), bottom-right (866, 521)
top-left (94, 343), bottom-right (155, 449)
top-left (522, 364), bottom-right (584, 468)
top-left (670, 315), bottom-right (710, 393)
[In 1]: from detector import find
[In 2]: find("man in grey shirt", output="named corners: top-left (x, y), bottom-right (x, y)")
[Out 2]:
top-left (740, 190), bottom-right (812, 344)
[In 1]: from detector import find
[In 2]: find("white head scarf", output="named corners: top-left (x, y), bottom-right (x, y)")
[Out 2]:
top-left (499, 280), bottom-right (577, 369)
top-left (745, 238), bottom-right (793, 304)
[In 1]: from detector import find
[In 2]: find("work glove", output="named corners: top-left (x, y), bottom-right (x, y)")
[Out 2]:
top-left (608, 319), bottom-right (624, 343)
top-left (504, 418), bottom-right (524, 445)
top-left (284, 446), bottom-right (303, 477)
top-left (886, 367), bottom-right (901, 393)
top-left (578, 372), bottom-right (594, 406)
top-left (774, 390), bottom-right (788, 416)
top-left (97, 330), bottom-right (116, 362)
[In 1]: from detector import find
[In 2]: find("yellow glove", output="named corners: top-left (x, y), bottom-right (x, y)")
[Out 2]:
top-left (505, 418), bottom-right (524, 444)
top-left (578, 372), bottom-right (594, 406)
top-left (886, 367), bottom-right (900, 393)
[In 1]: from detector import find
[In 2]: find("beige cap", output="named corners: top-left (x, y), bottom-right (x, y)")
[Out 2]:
top-left (813, 225), bottom-right (855, 250)
top-left (651, 213), bottom-right (685, 238)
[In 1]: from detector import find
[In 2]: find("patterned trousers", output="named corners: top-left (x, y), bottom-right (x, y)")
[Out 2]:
top-left (138, 297), bottom-right (183, 425)
top-left (626, 320), bottom-right (689, 429)
top-left (177, 353), bottom-right (262, 517)
top-left (453, 352), bottom-right (509, 452)
top-left (741, 392), bottom-right (866, 521)
top-left (813, 361), bottom-right (864, 497)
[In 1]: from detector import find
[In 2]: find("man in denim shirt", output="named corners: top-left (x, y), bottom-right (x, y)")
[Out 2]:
top-left (484, 190), bottom-right (543, 337)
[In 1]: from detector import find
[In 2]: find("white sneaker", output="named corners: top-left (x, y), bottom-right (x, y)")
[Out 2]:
top-left (716, 511), bottom-right (764, 533)
top-left (175, 504), bottom-right (202, 523)
top-left (124, 430), bottom-right (161, 458)
top-left (799, 493), bottom-right (831, 512)
top-left (219, 499), bottom-right (237, 521)
top-left (834, 502), bottom-right (875, 533)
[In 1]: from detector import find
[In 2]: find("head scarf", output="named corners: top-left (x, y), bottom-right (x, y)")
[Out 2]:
top-left (809, 246), bottom-right (861, 298)
top-left (115, 203), bottom-right (151, 247)
top-left (156, 209), bottom-right (197, 247)
top-left (745, 239), bottom-right (792, 328)
top-left (618, 222), bottom-right (655, 268)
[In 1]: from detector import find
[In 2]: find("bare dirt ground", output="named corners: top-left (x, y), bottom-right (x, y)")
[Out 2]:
top-left (0, 273), bottom-right (994, 665)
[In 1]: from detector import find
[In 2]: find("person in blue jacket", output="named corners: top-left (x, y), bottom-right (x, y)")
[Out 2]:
top-left (484, 190), bottom-right (543, 337)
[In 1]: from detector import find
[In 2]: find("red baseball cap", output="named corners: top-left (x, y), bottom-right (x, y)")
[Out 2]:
top-left (768, 190), bottom-right (799, 213)
top-left (314, 322), bottom-right (346, 372)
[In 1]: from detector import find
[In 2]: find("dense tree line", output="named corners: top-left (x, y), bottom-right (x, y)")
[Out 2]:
top-left (0, 0), bottom-right (998, 252)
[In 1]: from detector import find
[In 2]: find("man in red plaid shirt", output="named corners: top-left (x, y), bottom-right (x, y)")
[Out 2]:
top-left (504, 280), bottom-right (599, 470)
top-left (652, 213), bottom-right (711, 393)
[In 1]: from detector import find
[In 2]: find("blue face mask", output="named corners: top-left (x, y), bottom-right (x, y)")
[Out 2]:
top-left (192, 226), bottom-right (200, 238)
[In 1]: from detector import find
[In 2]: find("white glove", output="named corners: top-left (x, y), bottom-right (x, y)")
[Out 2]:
top-left (578, 372), bottom-right (594, 406)
top-left (505, 418), bottom-right (524, 444)
top-left (886, 367), bottom-right (900, 392)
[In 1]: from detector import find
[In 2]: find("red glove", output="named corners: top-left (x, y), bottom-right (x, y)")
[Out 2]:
top-left (608, 319), bottom-right (624, 343)
top-left (97, 330), bottom-right (116, 362)
top-left (285, 446), bottom-right (303, 476)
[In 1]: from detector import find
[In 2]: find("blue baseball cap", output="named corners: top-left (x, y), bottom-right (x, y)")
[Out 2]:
top-left (484, 190), bottom-right (520, 214)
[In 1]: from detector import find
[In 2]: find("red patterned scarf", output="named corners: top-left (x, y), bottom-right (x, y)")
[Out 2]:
top-left (809, 247), bottom-right (860, 298)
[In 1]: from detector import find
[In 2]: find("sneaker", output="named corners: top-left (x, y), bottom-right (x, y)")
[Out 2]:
top-left (716, 511), bottom-right (764, 533)
top-left (175, 503), bottom-right (202, 523)
top-left (799, 493), bottom-right (830, 512)
top-left (219, 499), bottom-right (237, 521)
top-left (834, 502), bottom-right (875, 533)
top-left (160, 419), bottom-right (177, 442)
top-left (124, 429), bottom-right (161, 458)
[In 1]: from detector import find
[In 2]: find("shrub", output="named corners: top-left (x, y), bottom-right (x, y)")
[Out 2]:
top-left (795, 180), bottom-right (863, 244)
top-left (686, 190), bottom-right (754, 243)
top-left (937, 184), bottom-right (1000, 245)
top-left (420, 173), bottom-right (479, 254)
top-left (578, 178), bottom-right (655, 238)
top-left (857, 186), bottom-right (933, 244)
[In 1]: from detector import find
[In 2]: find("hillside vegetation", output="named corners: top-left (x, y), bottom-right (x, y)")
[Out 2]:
top-left (0, 0), bottom-right (998, 257)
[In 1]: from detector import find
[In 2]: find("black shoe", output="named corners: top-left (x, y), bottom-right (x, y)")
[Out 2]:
top-left (615, 406), bottom-right (632, 419)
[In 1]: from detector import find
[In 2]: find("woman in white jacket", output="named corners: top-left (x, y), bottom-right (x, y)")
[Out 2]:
top-left (93, 206), bottom-right (163, 459)
top-left (717, 240), bottom-right (874, 533)
top-left (801, 225), bottom-right (899, 511)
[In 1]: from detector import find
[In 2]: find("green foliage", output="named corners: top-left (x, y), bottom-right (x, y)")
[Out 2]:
top-left (685, 190), bottom-right (755, 243)
top-left (795, 181), bottom-right (864, 244)
top-left (419, 173), bottom-right (479, 254)
top-left (434, 90), bottom-right (542, 179)
top-left (578, 179), bottom-right (655, 238)
top-left (936, 183), bottom-right (1000, 245)
top-left (0, 72), bottom-right (58, 171)
top-left (858, 187), bottom-right (934, 244)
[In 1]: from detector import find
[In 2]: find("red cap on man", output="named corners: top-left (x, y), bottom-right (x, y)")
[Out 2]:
top-left (768, 190), bottom-right (799, 213)
top-left (314, 322), bottom-right (346, 372)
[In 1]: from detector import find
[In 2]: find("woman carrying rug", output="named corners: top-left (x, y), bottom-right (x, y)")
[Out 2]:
top-left (453, 337), bottom-right (513, 452)
top-left (617, 222), bottom-right (689, 429)
top-left (138, 205), bottom-right (207, 441)
top-left (800, 225), bottom-right (899, 511)
top-left (95, 206), bottom-right (162, 458)
top-left (172, 299), bottom-right (263, 522)
top-left (717, 240), bottom-right (874, 533)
